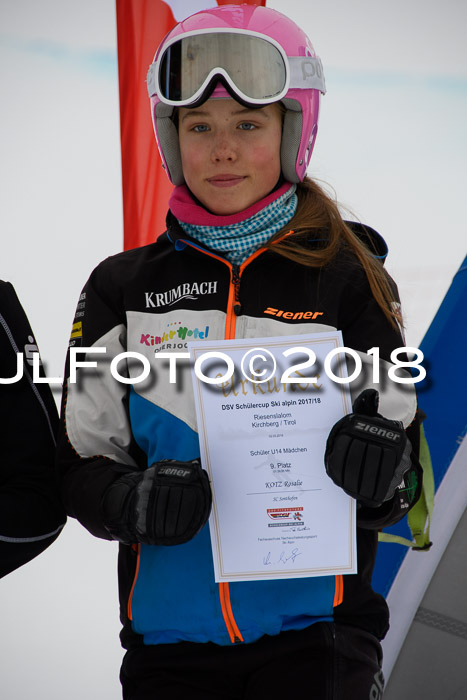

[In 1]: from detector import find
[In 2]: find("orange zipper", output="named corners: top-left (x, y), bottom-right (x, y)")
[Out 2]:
top-left (182, 239), bottom-right (288, 342)
top-left (333, 575), bottom-right (343, 607)
top-left (218, 258), bottom-right (245, 641)
top-left (219, 583), bottom-right (244, 643)
top-left (225, 248), bottom-right (266, 339)
top-left (127, 543), bottom-right (141, 621)
top-left (217, 249), bottom-right (268, 642)
top-left (186, 242), bottom-right (293, 643)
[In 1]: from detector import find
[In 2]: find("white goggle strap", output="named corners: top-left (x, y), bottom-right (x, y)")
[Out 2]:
top-left (147, 56), bottom-right (326, 99)
top-left (288, 57), bottom-right (326, 94)
top-left (147, 63), bottom-right (157, 98)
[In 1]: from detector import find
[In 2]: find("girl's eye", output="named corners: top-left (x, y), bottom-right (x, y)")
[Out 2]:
top-left (192, 124), bottom-right (210, 133)
top-left (238, 122), bottom-right (256, 131)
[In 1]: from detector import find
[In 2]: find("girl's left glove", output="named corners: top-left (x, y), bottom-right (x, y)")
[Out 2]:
top-left (324, 389), bottom-right (413, 508)
top-left (102, 459), bottom-right (211, 545)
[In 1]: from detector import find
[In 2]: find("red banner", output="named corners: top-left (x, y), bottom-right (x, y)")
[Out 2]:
top-left (116, 1), bottom-right (266, 250)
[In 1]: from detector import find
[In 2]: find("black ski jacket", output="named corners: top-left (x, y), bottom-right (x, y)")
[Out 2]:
top-left (57, 217), bottom-right (421, 647)
top-left (0, 281), bottom-right (66, 577)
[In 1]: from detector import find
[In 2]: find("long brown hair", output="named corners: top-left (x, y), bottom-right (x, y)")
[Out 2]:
top-left (267, 177), bottom-right (401, 330)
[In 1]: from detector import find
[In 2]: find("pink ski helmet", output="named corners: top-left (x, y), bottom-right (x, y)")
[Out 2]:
top-left (147, 4), bottom-right (326, 185)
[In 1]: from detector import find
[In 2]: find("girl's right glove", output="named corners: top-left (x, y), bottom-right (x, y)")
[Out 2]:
top-left (102, 459), bottom-right (212, 545)
top-left (324, 389), bottom-right (413, 508)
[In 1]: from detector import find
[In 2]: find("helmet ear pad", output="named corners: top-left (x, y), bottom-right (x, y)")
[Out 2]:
top-left (280, 98), bottom-right (303, 184)
top-left (154, 102), bottom-right (185, 186)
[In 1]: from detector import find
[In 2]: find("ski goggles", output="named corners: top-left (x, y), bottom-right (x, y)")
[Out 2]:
top-left (147, 28), bottom-right (326, 106)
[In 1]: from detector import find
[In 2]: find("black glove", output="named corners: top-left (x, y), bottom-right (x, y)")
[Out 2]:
top-left (324, 389), bottom-right (413, 508)
top-left (102, 459), bottom-right (211, 545)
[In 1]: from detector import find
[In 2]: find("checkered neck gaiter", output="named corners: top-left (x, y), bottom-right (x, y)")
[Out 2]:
top-left (175, 184), bottom-right (297, 266)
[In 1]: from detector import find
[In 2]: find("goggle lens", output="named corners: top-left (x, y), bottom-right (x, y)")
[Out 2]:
top-left (158, 33), bottom-right (287, 104)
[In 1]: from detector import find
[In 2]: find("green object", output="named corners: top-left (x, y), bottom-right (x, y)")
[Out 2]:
top-left (378, 424), bottom-right (434, 550)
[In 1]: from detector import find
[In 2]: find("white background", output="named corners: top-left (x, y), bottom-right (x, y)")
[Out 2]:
top-left (1, 1), bottom-right (466, 697)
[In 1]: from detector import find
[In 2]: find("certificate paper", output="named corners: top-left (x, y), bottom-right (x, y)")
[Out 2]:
top-left (189, 332), bottom-right (357, 582)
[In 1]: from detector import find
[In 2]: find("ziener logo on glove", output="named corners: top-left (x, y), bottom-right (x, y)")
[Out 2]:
top-left (158, 466), bottom-right (192, 478)
top-left (354, 421), bottom-right (401, 442)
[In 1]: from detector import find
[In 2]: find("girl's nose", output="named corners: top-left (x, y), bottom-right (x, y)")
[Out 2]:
top-left (211, 134), bottom-right (237, 163)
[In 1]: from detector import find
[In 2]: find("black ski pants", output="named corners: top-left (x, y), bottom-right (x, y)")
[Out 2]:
top-left (120, 622), bottom-right (384, 699)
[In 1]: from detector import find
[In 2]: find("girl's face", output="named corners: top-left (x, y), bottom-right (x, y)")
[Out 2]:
top-left (178, 98), bottom-right (283, 215)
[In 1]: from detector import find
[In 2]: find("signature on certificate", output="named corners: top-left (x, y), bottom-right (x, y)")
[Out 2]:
top-left (263, 548), bottom-right (302, 566)
top-left (289, 525), bottom-right (310, 533)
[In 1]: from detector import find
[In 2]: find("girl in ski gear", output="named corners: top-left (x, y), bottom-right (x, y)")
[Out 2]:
top-left (57, 6), bottom-right (421, 699)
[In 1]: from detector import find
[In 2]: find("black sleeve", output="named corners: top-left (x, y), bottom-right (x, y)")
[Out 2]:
top-left (0, 282), bottom-right (66, 577)
top-left (337, 262), bottom-right (422, 529)
top-left (56, 263), bottom-right (145, 541)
